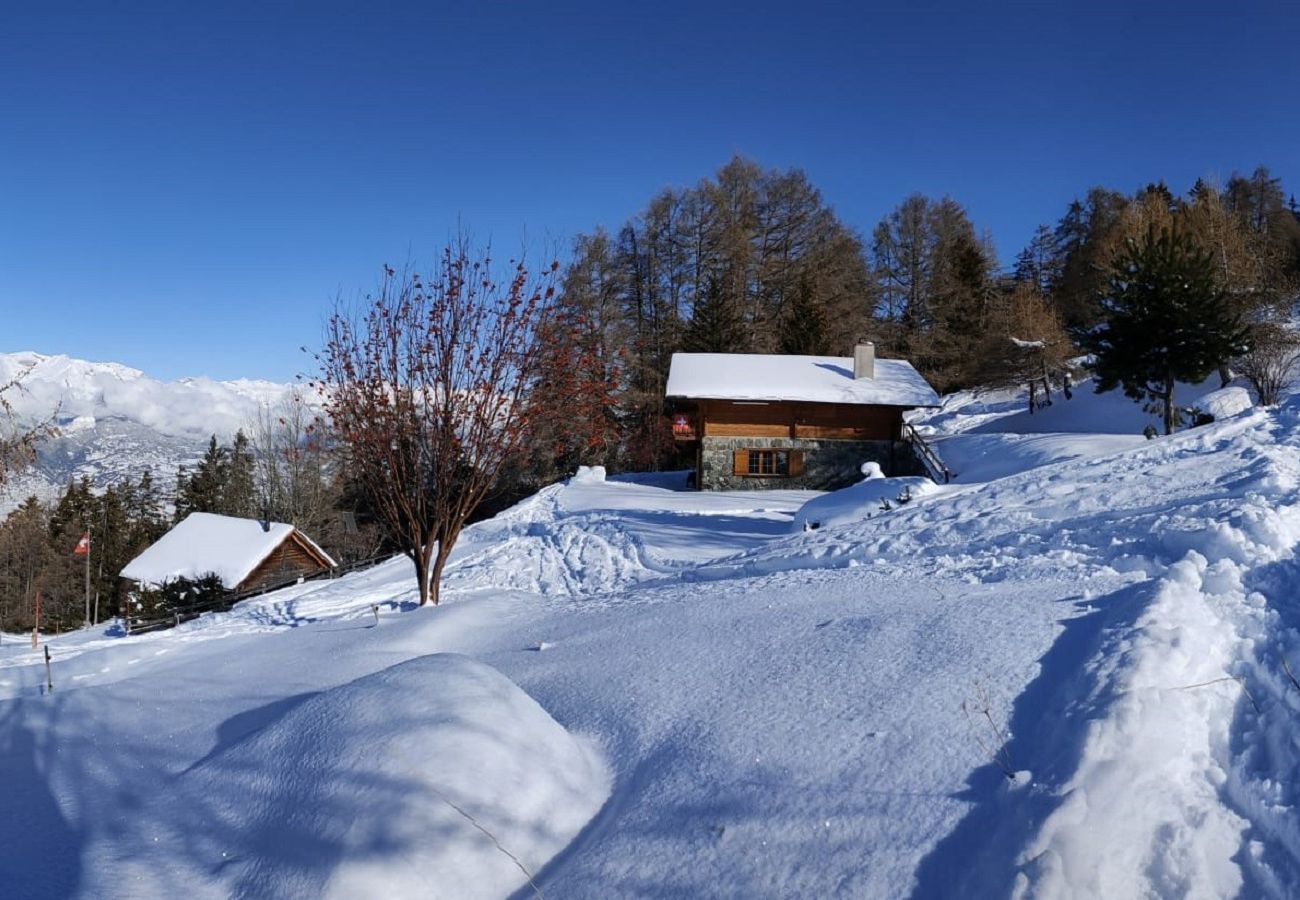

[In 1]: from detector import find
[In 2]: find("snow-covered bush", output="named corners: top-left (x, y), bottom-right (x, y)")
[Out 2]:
top-left (792, 475), bottom-right (936, 532)
top-left (134, 573), bottom-right (226, 620)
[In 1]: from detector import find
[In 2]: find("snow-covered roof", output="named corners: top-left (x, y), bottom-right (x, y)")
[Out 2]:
top-left (665, 353), bottom-right (940, 407)
top-left (120, 512), bottom-right (336, 590)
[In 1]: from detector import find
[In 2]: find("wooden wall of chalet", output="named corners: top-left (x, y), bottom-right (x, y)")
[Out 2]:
top-left (237, 534), bottom-right (331, 593)
top-left (693, 400), bottom-right (902, 442)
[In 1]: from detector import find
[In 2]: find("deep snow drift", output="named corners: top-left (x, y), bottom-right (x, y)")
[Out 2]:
top-left (3, 375), bottom-right (1300, 898)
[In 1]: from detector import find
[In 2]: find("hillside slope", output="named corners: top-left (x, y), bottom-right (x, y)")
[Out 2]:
top-left (1, 375), bottom-right (1298, 897)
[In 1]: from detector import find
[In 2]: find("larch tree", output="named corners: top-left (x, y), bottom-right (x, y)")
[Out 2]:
top-left (1089, 227), bottom-right (1250, 435)
top-left (317, 237), bottom-right (557, 606)
top-left (975, 283), bottom-right (1075, 412)
top-left (869, 194), bottom-right (998, 390)
top-left (558, 157), bottom-right (873, 471)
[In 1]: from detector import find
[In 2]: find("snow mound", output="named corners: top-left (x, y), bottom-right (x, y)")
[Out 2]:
top-left (792, 475), bottom-right (938, 532)
top-left (571, 464), bottom-right (607, 484)
top-left (123, 654), bottom-right (610, 899)
top-left (1197, 386), bottom-right (1253, 420)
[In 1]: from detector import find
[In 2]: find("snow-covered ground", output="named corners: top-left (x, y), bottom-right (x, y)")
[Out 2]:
top-left (3, 376), bottom-right (1300, 897)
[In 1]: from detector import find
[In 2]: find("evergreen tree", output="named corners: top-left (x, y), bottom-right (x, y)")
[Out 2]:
top-left (683, 278), bottom-right (747, 353)
top-left (0, 497), bottom-right (54, 630)
top-left (220, 430), bottom-right (256, 518)
top-left (1013, 224), bottom-right (1062, 295)
top-left (1051, 187), bottom-right (1129, 331)
top-left (131, 468), bottom-right (166, 543)
top-left (43, 478), bottom-right (98, 629)
top-left (778, 277), bottom-right (830, 355)
top-left (1088, 227), bottom-right (1250, 435)
top-left (870, 193), bottom-right (999, 389)
top-left (176, 436), bottom-right (228, 520)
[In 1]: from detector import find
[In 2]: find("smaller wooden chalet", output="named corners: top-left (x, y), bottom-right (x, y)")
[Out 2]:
top-left (120, 512), bottom-right (336, 595)
top-left (665, 343), bottom-right (941, 490)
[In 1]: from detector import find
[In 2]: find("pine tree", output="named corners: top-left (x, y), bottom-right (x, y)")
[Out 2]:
top-left (132, 468), bottom-right (166, 541)
top-left (683, 278), bottom-right (747, 353)
top-left (1013, 224), bottom-right (1062, 294)
top-left (1089, 226), bottom-right (1250, 434)
top-left (221, 430), bottom-right (256, 518)
top-left (0, 496), bottom-right (55, 630)
top-left (778, 277), bottom-right (830, 355)
top-left (176, 436), bottom-right (228, 520)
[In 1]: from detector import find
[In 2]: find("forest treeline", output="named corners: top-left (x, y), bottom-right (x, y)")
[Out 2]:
top-left (525, 157), bottom-right (1300, 481)
top-left (0, 393), bottom-right (383, 631)
top-left (3, 157), bottom-right (1298, 628)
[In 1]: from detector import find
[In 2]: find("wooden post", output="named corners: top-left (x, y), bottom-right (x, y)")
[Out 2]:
top-left (44, 645), bottom-right (52, 693)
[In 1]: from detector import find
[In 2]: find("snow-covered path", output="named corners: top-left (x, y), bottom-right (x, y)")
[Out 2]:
top-left (3, 387), bottom-right (1300, 897)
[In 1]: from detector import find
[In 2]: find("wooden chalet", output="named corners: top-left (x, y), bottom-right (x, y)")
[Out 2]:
top-left (665, 343), bottom-right (941, 490)
top-left (120, 512), bottom-right (336, 595)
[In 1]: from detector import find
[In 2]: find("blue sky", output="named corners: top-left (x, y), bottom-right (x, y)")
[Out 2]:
top-left (3, 1), bottom-right (1298, 381)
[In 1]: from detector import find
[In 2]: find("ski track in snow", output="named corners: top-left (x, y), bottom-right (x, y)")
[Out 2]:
top-left (3, 379), bottom-right (1300, 897)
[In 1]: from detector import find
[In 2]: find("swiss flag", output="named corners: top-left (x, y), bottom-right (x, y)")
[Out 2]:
top-left (73, 533), bottom-right (90, 556)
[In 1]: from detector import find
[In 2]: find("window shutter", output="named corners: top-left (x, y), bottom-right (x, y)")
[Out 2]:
top-left (789, 450), bottom-right (805, 477)
top-left (733, 450), bottom-right (749, 475)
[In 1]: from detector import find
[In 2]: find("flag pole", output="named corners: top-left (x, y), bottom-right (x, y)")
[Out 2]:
top-left (84, 524), bottom-right (91, 629)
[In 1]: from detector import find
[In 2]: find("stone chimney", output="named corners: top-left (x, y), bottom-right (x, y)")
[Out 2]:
top-left (853, 342), bottom-right (875, 380)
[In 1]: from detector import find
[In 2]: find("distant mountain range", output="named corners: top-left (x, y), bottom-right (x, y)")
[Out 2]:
top-left (0, 352), bottom-right (299, 514)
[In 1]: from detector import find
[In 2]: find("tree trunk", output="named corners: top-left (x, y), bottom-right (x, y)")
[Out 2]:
top-left (426, 537), bottom-right (457, 607)
top-left (412, 545), bottom-right (433, 606)
top-left (1218, 363), bottom-right (1231, 389)
top-left (1027, 380), bottom-right (1037, 414)
top-left (1163, 376), bottom-right (1176, 435)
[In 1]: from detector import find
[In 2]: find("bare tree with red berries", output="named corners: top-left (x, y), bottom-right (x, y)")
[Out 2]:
top-left (0, 365), bottom-right (54, 492)
top-left (318, 237), bottom-right (558, 605)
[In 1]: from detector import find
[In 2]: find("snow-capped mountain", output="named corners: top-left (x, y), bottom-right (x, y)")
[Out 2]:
top-left (0, 351), bottom-right (300, 510)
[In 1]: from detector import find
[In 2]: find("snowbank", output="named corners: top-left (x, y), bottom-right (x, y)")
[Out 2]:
top-left (121, 654), bottom-right (610, 899)
top-left (791, 474), bottom-right (938, 532)
top-left (1012, 553), bottom-right (1249, 898)
top-left (1197, 386), bottom-right (1253, 420)
top-left (918, 375), bottom-right (1255, 437)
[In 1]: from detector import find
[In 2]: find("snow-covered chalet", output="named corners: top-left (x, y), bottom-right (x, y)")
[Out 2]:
top-left (665, 343), bottom-right (941, 490)
top-left (121, 512), bottom-right (336, 595)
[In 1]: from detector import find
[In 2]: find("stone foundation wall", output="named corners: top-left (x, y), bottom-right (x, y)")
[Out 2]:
top-left (700, 436), bottom-right (927, 491)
